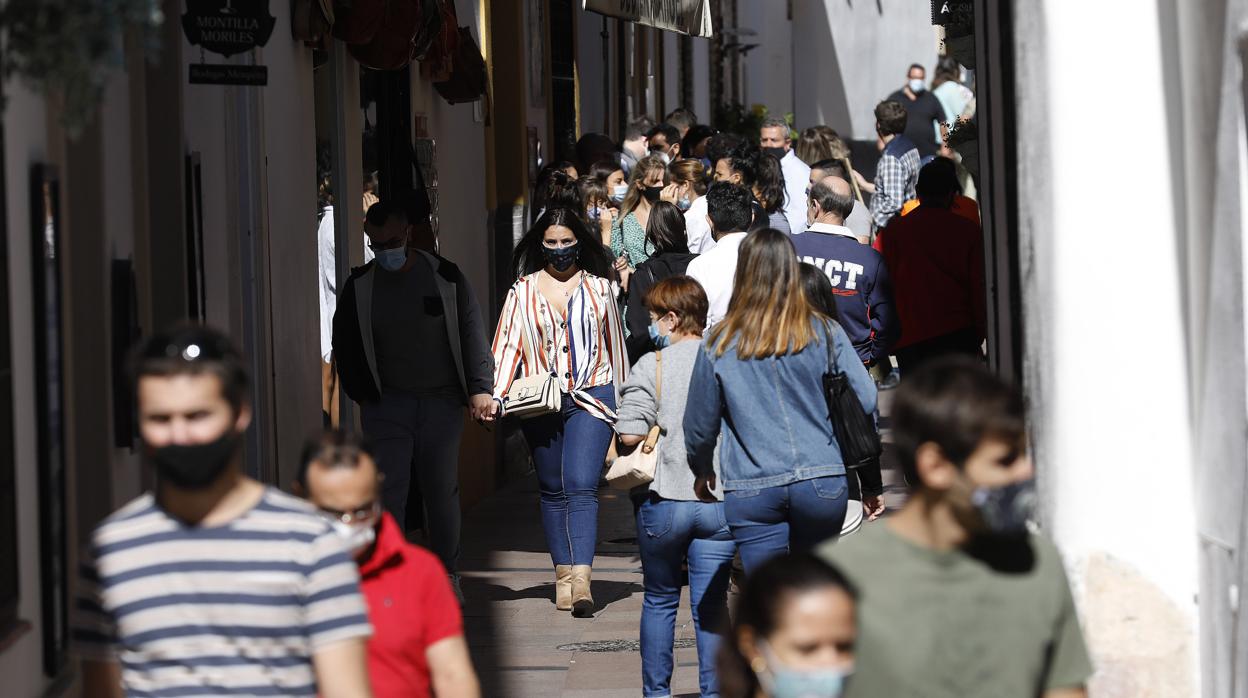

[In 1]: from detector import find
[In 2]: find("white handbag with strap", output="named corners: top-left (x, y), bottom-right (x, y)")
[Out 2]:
top-left (502, 286), bottom-right (563, 419)
top-left (605, 351), bottom-right (662, 489)
top-left (503, 372), bottom-right (561, 418)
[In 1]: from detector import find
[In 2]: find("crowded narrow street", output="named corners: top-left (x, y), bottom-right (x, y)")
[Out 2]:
top-left (0, 1), bottom-right (1245, 697)
top-left (459, 401), bottom-right (905, 696)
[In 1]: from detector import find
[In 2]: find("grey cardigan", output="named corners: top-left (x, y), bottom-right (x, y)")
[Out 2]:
top-left (616, 340), bottom-right (722, 501)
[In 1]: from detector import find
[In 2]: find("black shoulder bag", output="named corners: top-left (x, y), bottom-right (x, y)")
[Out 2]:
top-left (822, 322), bottom-right (883, 471)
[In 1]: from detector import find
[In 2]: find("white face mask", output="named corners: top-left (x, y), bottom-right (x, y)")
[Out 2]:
top-left (908, 78), bottom-right (926, 94)
top-left (329, 519), bottom-right (377, 557)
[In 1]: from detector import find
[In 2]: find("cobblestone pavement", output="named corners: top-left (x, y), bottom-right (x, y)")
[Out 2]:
top-left (458, 390), bottom-right (904, 696)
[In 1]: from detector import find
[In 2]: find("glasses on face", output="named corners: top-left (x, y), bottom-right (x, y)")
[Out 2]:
top-left (318, 500), bottom-right (381, 526)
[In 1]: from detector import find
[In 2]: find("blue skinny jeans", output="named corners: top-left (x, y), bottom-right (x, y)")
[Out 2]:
top-left (637, 496), bottom-right (736, 698)
top-left (520, 385), bottom-right (616, 566)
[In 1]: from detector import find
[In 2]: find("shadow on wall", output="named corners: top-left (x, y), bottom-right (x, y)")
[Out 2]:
top-left (795, 1), bottom-right (854, 134)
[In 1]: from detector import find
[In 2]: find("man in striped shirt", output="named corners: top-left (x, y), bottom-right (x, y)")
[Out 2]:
top-left (74, 326), bottom-right (374, 697)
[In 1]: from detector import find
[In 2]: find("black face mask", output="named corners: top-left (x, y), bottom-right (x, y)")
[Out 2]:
top-left (147, 428), bottom-right (242, 490)
top-left (763, 146), bottom-right (787, 160)
top-left (541, 243), bottom-right (579, 272)
top-left (642, 186), bottom-right (663, 203)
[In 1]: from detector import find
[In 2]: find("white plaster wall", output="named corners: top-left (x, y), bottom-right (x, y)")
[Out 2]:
top-left (791, 0), bottom-right (941, 138)
top-left (662, 31), bottom-right (679, 116)
top-left (690, 36), bottom-right (710, 126)
top-left (736, 1), bottom-right (793, 117)
top-left (181, 57), bottom-right (234, 331)
top-left (414, 4), bottom-right (489, 299)
top-left (100, 67), bottom-right (144, 508)
top-left (0, 80), bottom-right (51, 698)
top-left (1019, 0), bottom-right (1201, 693)
top-left (577, 8), bottom-right (612, 136)
top-left (256, 3), bottom-right (322, 483)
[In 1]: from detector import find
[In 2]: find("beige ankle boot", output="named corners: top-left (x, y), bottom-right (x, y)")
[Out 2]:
top-left (554, 565), bottom-right (574, 611)
top-left (570, 564), bottom-right (594, 617)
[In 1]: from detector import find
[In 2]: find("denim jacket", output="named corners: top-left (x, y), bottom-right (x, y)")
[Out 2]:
top-left (683, 319), bottom-right (878, 491)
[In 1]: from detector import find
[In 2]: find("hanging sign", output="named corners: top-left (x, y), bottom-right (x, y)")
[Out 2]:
top-left (582, 0), bottom-right (713, 38)
top-left (182, 0), bottom-right (277, 57)
top-left (931, 0), bottom-right (973, 28)
top-left (189, 64), bottom-right (269, 85)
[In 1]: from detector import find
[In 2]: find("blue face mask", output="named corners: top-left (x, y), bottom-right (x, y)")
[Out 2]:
top-left (648, 321), bottom-right (671, 349)
top-left (756, 644), bottom-right (851, 698)
top-left (610, 184), bottom-right (629, 203)
top-left (677, 196), bottom-right (692, 211)
top-left (376, 246), bottom-right (407, 272)
top-left (541, 243), bottom-right (579, 272)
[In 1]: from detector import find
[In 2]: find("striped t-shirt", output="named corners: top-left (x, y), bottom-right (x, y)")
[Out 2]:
top-left (73, 487), bottom-right (372, 697)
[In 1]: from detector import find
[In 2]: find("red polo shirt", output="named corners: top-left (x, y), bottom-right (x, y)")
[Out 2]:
top-left (358, 512), bottom-right (463, 698)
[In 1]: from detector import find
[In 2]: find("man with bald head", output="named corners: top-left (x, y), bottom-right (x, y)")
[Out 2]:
top-left (806, 159), bottom-right (872, 242)
top-left (792, 175), bottom-right (899, 368)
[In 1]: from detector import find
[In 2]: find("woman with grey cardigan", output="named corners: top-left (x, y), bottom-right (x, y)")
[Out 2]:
top-left (615, 275), bottom-right (735, 698)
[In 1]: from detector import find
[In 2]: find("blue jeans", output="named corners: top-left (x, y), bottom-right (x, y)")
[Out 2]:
top-left (520, 385), bottom-right (616, 566)
top-left (637, 497), bottom-right (736, 698)
top-left (724, 475), bottom-right (849, 574)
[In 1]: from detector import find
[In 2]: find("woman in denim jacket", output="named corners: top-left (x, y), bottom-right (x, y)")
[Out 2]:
top-left (617, 275), bottom-right (735, 698)
top-left (684, 228), bottom-right (878, 573)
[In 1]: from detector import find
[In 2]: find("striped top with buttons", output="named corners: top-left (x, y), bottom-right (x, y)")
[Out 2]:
top-left (72, 487), bottom-right (372, 697)
top-left (491, 271), bottom-right (628, 423)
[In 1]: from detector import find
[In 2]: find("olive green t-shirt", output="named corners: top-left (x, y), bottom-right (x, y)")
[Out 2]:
top-left (818, 522), bottom-right (1093, 698)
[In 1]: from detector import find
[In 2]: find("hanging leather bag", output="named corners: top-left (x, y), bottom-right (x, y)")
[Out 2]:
top-left (332, 0), bottom-right (386, 44)
top-left (604, 352), bottom-right (663, 490)
top-left (349, 0), bottom-right (424, 71)
top-left (433, 26), bottom-right (488, 103)
top-left (822, 322), bottom-right (882, 470)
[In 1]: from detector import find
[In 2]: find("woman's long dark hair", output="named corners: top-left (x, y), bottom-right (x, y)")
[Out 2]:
top-left (718, 553), bottom-right (858, 698)
top-left (645, 201), bottom-right (689, 255)
top-left (800, 263), bottom-right (842, 324)
top-left (755, 152), bottom-right (788, 215)
top-left (512, 207), bottom-right (613, 279)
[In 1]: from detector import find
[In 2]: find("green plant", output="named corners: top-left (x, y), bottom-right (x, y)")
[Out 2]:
top-left (712, 103), bottom-right (799, 142)
top-left (0, 0), bottom-right (164, 136)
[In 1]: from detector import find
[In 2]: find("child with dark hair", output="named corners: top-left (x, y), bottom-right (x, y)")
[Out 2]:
top-left (818, 357), bottom-right (1092, 698)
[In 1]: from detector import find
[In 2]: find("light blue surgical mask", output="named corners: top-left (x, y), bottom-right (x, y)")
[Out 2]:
top-left (756, 643), bottom-right (852, 698)
top-left (908, 78), bottom-right (926, 94)
top-left (610, 183), bottom-right (628, 203)
top-left (376, 246), bottom-right (407, 272)
top-left (647, 322), bottom-right (671, 350)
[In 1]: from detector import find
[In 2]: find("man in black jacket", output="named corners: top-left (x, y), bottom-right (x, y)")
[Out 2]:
top-left (333, 200), bottom-right (494, 587)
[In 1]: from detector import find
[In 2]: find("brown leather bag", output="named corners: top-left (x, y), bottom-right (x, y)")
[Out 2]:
top-left (291, 0), bottom-right (334, 47)
top-left (349, 0), bottom-right (423, 71)
top-left (433, 27), bottom-right (487, 103)
top-left (332, 0), bottom-right (386, 45)
top-left (419, 0), bottom-right (460, 82)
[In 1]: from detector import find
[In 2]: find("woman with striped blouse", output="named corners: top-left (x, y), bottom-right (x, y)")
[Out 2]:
top-left (486, 207), bottom-right (629, 617)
